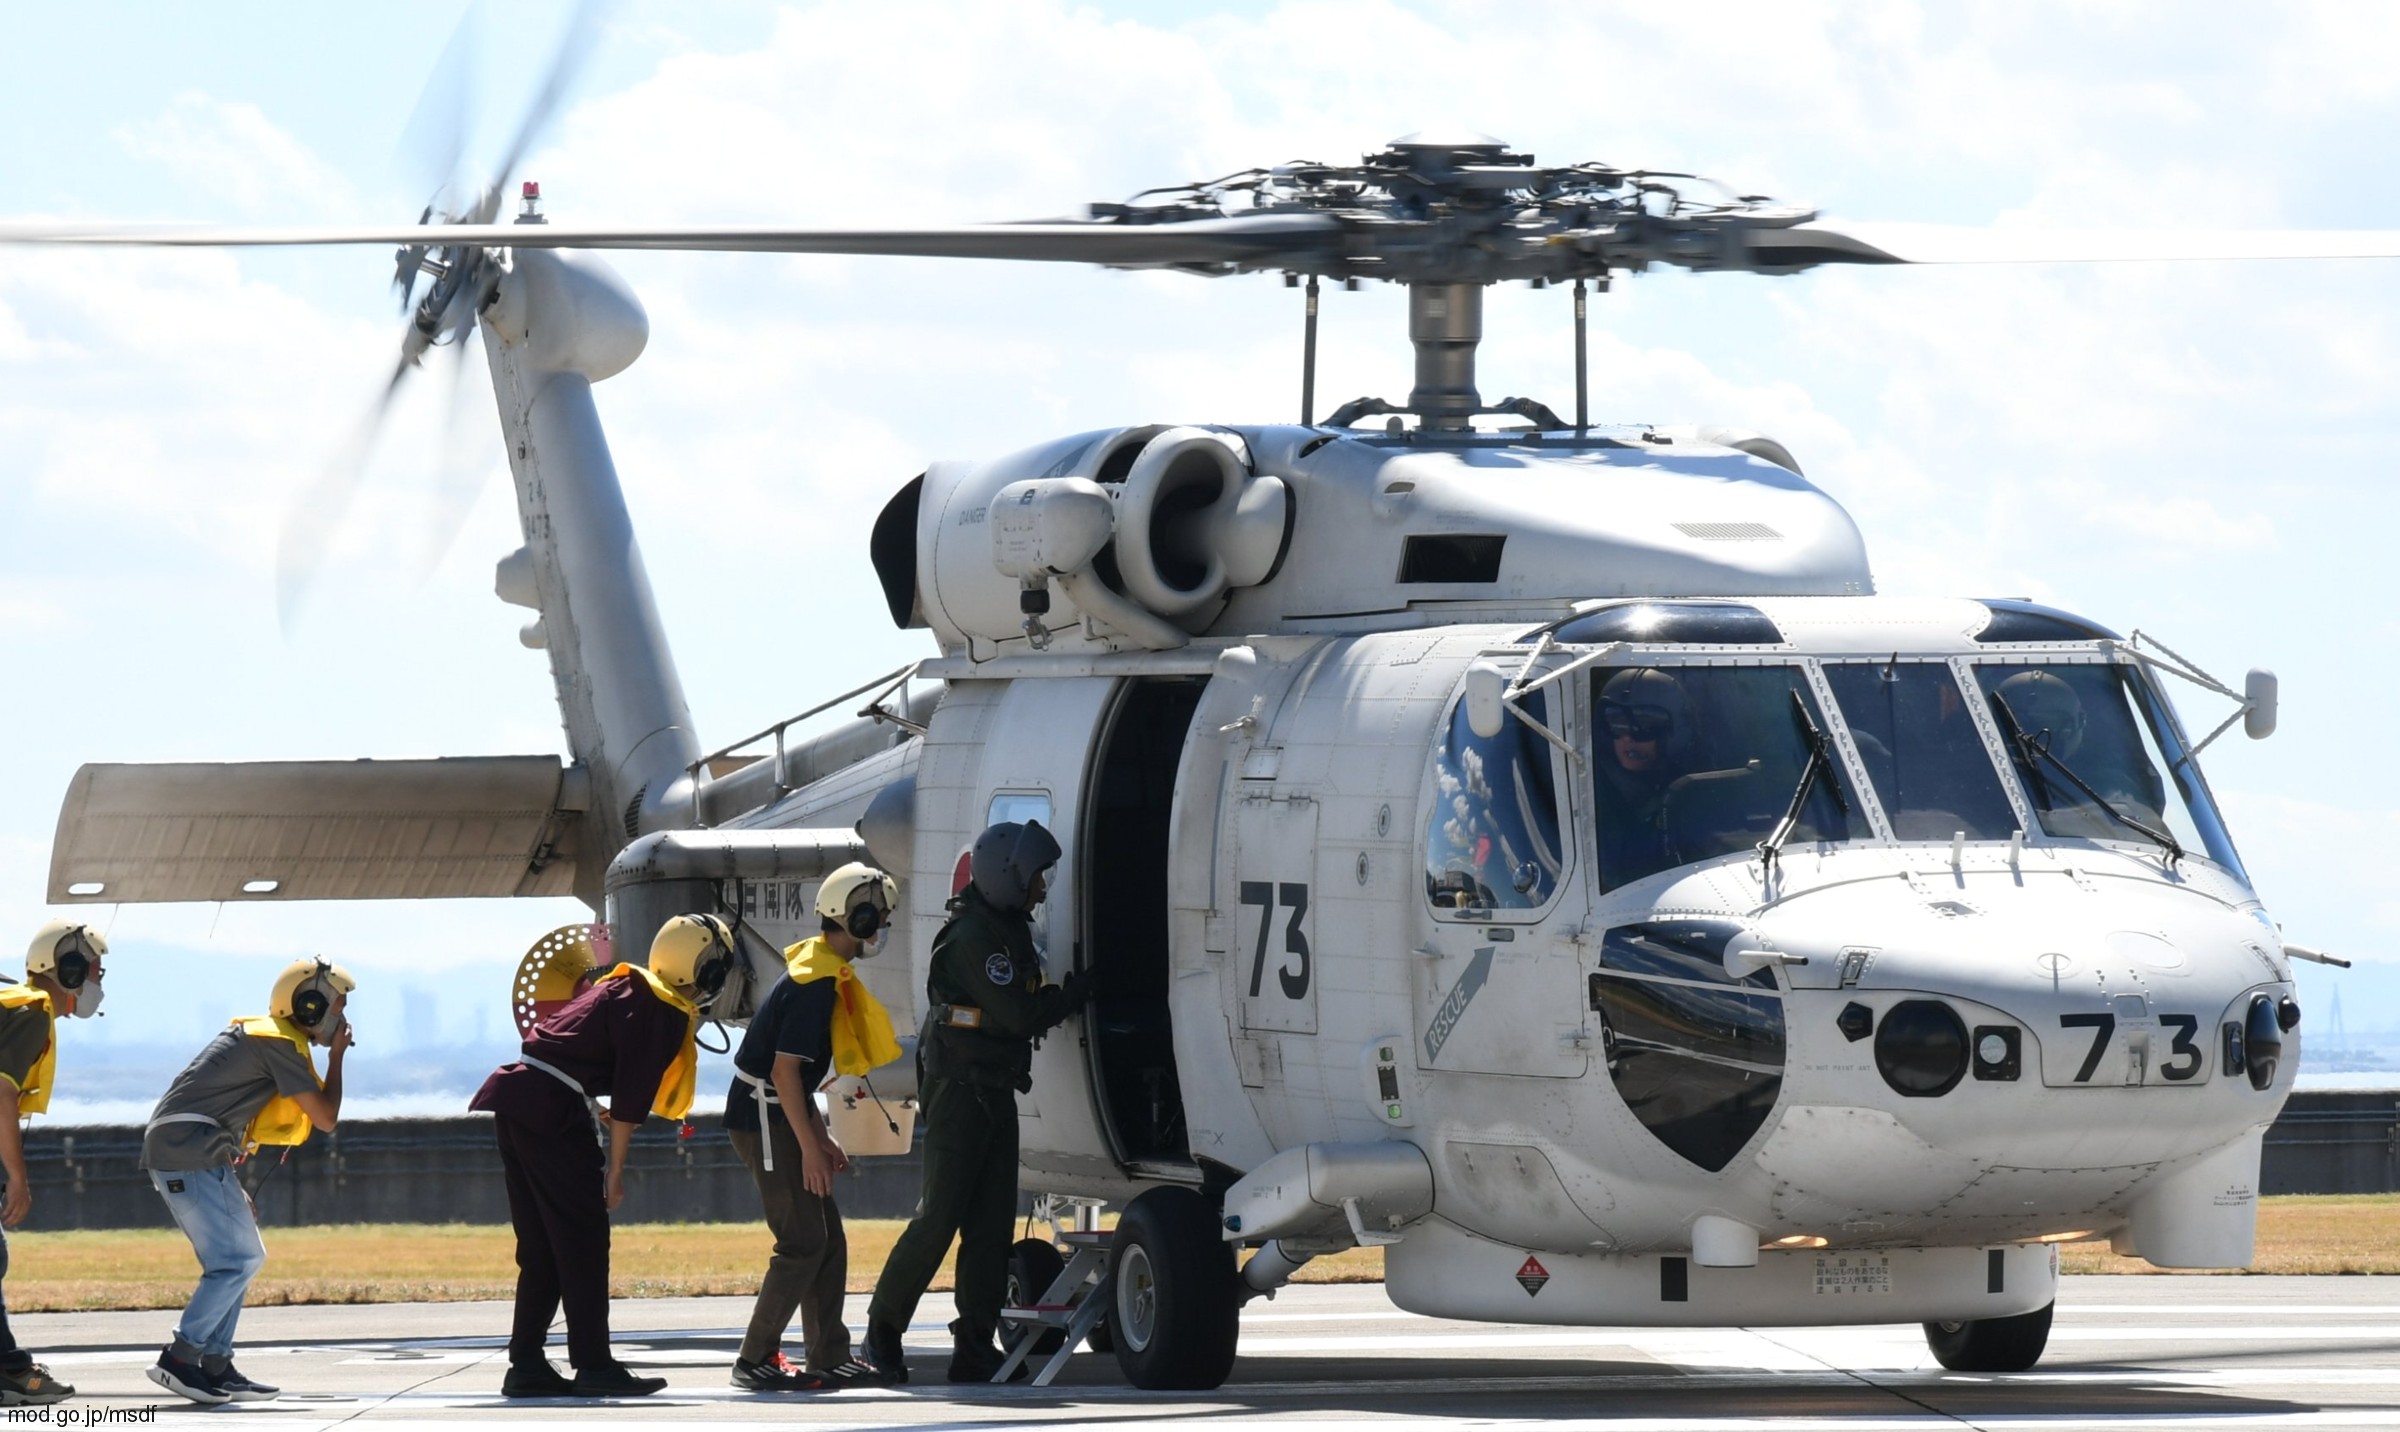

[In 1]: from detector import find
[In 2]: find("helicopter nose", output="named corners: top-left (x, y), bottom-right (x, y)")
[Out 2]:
top-left (1757, 891), bottom-right (2293, 1161)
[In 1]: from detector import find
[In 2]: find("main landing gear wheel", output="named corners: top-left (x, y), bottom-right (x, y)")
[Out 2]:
top-left (1007, 1237), bottom-right (1068, 1355)
top-left (1923, 1301), bottom-right (2054, 1372)
top-left (1108, 1187), bottom-right (1239, 1390)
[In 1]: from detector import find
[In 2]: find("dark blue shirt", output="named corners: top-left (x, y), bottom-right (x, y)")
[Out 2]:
top-left (723, 973), bottom-right (836, 1134)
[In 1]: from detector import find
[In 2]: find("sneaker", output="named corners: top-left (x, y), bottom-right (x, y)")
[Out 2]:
top-left (571, 1362), bottom-right (667, 1397)
top-left (500, 1360), bottom-right (578, 1398)
top-left (0, 1361), bottom-right (72, 1406)
top-left (145, 1349), bottom-right (229, 1406)
top-left (213, 1362), bottom-right (280, 1402)
top-left (816, 1356), bottom-right (885, 1385)
top-left (731, 1352), bottom-right (824, 1392)
top-left (858, 1322), bottom-right (909, 1385)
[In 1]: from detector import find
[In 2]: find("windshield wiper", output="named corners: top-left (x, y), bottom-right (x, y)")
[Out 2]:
top-left (1759, 688), bottom-right (1849, 874)
top-left (1987, 694), bottom-right (2183, 862)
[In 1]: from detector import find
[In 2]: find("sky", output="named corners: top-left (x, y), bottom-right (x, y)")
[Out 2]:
top-left (3, 0), bottom-right (2398, 1115)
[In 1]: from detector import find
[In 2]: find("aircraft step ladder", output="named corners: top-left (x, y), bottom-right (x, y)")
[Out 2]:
top-left (993, 1229), bottom-right (1114, 1386)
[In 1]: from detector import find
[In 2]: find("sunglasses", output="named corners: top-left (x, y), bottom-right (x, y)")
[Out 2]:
top-left (1601, 702), bottom-right (1675, 742)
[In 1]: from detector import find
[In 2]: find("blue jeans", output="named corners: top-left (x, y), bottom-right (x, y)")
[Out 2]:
top-left (149, 1166), bottom-right (267, 1360)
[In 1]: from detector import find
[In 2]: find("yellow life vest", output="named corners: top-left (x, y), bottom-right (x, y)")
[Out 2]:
top-left (0, 983), bottom-right (58, 1117)
top-left (233, 1015), bottom-right (321, 1150)
top-left (592, 963), bottom-right (700, 1120)
top-left (783, 936), bottom-right (903, 1082)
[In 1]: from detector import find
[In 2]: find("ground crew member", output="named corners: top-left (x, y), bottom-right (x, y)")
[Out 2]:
top-left (141, 957), bottom-right (355, 1405)
top-left (0, 922), bottom-right (110, 1406)
top-left (725, 862), bottom-right (903, 1391)
top-left (472, 915), bottom-right (729, 1399)
top-left (863, 821), bottom-right (1088, 1383)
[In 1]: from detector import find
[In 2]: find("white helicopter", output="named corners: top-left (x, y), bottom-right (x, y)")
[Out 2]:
top-left (15, 114), bottom-right (2383, 1390)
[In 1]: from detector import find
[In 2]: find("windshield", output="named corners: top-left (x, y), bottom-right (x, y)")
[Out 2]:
top-left (1591, 666), bottom-right (1856, 891)
top-left (1974, 661), bottom-right (2246, 875)
top-left (1822, 662), bottom-right (2019, 841)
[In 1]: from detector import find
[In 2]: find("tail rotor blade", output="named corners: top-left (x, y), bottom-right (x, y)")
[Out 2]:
top-left (471, 0), bottom-right (607, 223)
top-left (394, 4), bottom-right (480, 210)
top-left (411, 334), bottom-right (495, 584)
top-left (275, 347), bottom-right (417, 634)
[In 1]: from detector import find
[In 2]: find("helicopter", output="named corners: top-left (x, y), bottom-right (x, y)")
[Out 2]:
top-left (8, 36), bottom-right (2393, 1391)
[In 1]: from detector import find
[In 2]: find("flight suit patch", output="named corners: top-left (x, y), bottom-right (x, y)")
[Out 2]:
top-left (986, 953), bottom-right (1015, 986)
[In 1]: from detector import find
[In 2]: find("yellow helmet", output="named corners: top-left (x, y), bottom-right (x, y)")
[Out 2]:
top-left (815, 862), bottom-right (898, 940)
top-left (649, 914), bottom-right (736, 999)
top-left (26, 919), bottom-right (106, 990)
top-left (270, 957), bottom-right (357, 1030)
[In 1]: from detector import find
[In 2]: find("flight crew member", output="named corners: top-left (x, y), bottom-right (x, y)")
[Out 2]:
top-left (724, 862), bottom-right (903, 1391)
top-left (141, 957), bottom-right (355, 1405)
top-left (864, 820), bottom-right (1089, 1384)
top-left (471, 915), bottom-right (729, 1399)
top-left (0, 922), bottom-right (111, 1406)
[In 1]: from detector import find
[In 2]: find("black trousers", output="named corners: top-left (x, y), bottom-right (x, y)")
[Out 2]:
top-left (494, 1112), bottom-right (613, 1370)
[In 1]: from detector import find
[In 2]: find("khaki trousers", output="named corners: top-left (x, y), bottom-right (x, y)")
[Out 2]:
top-left (728, 1111), bottom-right (852, 1369)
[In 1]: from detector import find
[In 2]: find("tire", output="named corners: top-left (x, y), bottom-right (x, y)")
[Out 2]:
top-left (1924, 1301), bottom-right (2054, 1372)
top-left (1108, 1187), bottom-right (1240, 1390)
top-left (1085, 1308), bottom-right (1114, 1354)
top-left (1007, 1237), bottom-right (1068, 1356)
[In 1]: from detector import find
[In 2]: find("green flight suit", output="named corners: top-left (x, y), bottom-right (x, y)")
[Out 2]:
top-left (867, 886), bottom-right (1080, 1344)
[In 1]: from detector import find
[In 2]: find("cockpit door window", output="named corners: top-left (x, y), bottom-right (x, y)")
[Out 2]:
top-left (1425, 684), bottom-right (1567, 916)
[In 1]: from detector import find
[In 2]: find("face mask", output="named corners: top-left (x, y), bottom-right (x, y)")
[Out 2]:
top-left (853, 927), bottom-right (890, 960)
top-left (69, 977), bottom-right (103, 1019)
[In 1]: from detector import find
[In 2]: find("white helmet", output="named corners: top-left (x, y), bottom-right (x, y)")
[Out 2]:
top-left (26, 920), bottom-right (106, 1018)
top-left (817, 863), bottom-right (899, 949)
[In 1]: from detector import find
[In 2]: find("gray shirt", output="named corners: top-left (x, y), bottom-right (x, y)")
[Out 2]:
top-left (140, 1024), bottom-right (323, 1171)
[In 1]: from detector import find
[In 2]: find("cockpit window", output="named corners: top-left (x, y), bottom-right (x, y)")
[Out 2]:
top-left (1426, 686), bottom-right (1565, 914)
top-left (1973, 662), bottom-right (2246, 876)
top-left (1590, 666), bottom-right (1856, 891)
top-left (1823, 663), bottom-right (2018, 841)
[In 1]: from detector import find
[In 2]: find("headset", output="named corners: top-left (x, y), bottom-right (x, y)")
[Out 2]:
top-left (50, 927), bottom-right (97, 991)
top-left (291, 957), bottom-right (334, 1029)
top-left (691, 916), bottom-right (736, 1002)
top-left (843, 901), bottom-right (886, 942)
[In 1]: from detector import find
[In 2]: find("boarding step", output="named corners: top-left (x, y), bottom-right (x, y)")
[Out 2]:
top-left (995, 1229), bottom-right (1114, 1385)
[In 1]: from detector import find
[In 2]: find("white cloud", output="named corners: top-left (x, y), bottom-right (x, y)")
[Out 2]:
top-left (113, 92), bottom-right (359, 218)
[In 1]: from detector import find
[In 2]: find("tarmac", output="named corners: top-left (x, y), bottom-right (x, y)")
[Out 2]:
top-left (9, 1274), bottom-right (2399, 1429)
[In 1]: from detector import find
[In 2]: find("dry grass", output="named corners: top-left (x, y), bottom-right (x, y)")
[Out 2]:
top-left (2059, 1193), bottom-right (2400, 1276)
top-left (7, 1197), bottom-right (2389, 1312)
top-left (5, 1218), bottom-right (1387, 1313)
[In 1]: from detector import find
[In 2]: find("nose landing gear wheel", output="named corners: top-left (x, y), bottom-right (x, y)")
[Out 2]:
top-left (1108, 1186), bottom-right (1238, 1390)
top-left (1923, 1300), bottom-right (2054, 1372)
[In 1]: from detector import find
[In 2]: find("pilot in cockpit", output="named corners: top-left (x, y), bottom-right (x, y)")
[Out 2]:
top-left (1596, 667), bottom-right (1693, 879)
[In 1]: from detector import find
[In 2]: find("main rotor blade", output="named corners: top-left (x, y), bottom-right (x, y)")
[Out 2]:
top-left (1758, 223), bottom-right (2400, 266)
top-left (0, 212), bottom-right (1345, 268)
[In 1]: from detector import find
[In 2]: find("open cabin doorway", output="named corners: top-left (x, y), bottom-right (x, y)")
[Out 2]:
top-left (1081, 676), bottom-right (1208, 1172)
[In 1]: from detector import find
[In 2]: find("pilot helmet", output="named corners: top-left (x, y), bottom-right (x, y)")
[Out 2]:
top-left (970, 820), bottom-right (1062, 914)
top-left (1996, 670), bottom-right (2087, 758)
top-left (1598, 667), bottom-right (1691, 758)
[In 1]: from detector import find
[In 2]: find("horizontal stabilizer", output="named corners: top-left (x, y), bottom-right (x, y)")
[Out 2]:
top-left (49, 758), bottom-right (583, 904)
